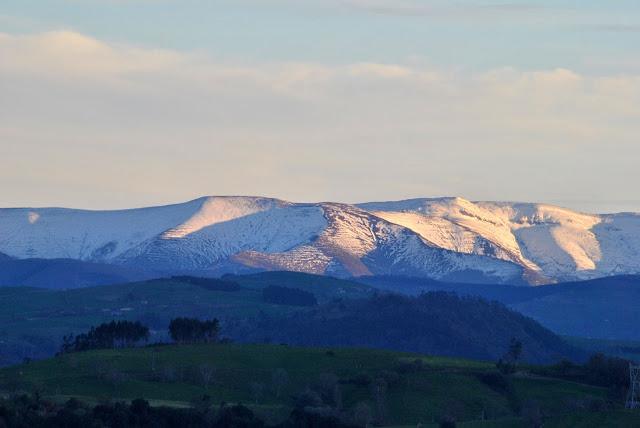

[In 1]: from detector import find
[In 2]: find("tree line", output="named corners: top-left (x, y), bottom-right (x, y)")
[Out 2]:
top-left (60, 321), bottom-right (149, 353)
top-left (60, 317), bottom-right (220, 354)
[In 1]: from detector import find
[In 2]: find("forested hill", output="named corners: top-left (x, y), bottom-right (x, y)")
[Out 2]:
top-left (229, 292), bottom-right (583, 364)
top-left (360, 275), bottom-right (640, 341)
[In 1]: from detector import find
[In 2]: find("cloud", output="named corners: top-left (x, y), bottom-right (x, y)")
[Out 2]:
top-left (1, 31), bottom-right (639, 210)
top-left (338, 0), bottom-right (542, 18)
top-left (0, 31), bottom-right (185, 78)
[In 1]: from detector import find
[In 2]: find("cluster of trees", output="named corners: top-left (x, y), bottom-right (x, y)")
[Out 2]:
top-left (59, 316), bottom-right (221, 354)
top-left (534, 353), bottom-right (631, 391)
top-left (0, 393), bottom-right (366, 428)
top-left (244, 364), bottom-right (423, 427)
top-left (262, 285), bottom-right (318, 307)
top-left (60, 321), bottom-right (149, 353)
top-left (0, 395), bottom-right (265, 428)
top-left (169, 318), bottom-right (220, 344)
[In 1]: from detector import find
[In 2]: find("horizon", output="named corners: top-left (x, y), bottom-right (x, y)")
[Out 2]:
top-left (3, 193), bottom-right (640, 215)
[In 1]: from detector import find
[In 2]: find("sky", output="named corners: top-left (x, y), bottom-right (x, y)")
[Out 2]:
top-left (1, 0), bottom-right (640, 213)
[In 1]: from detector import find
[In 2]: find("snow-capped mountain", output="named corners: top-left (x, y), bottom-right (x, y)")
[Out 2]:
top-left (1, 196), bottom-right (638, 285)
top-left (359, 197), bottom-right (640, 283)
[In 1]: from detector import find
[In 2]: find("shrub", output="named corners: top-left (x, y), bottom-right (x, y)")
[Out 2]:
top-left (439, 415), bottom-right (456, 428)
top-left (479, 372), bottom-right (510, 393)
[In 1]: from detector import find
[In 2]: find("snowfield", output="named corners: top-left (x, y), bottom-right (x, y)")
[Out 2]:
top-left (1, 195), bottom-right (638, 284)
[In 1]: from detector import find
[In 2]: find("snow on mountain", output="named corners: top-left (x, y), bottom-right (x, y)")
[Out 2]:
top-left (119, 198), bottom-right (328, 271)
top-left (358, 197), bottom-right (640, 283)
top-left (0, 196), bottom-right (521, 284)
top-left (2, 195), bottom-right (638, 285)
top-left (0, 199), bottom-right (201, 261)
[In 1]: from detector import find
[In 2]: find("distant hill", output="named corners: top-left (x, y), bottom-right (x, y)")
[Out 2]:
top-left (360, 275), bottom-right (640, 341)
top-left (0, 258), bottom-right (156, 289)
top-left (0, 271), bottom-right (579, 366)
top-left (224, 271), bottom-right (373, 302)
top-left (0, 271), bottom-right (371, 366)
top-left (231, 292), bottom-right (582, 364)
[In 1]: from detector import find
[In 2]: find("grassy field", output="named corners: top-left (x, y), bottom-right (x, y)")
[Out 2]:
top-left (1, 343), bottom-right (635, 427)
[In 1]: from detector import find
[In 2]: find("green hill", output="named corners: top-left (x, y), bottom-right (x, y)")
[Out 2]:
top-left (1, 343), bottom-right (637, 427)
top-left (0, 272), bottom-right (372, 366)
top-left (0, 276), bottom-right (581, 366)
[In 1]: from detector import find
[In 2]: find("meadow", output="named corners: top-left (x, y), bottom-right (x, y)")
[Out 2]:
top-left (1, 343), bottom-right (636, 427)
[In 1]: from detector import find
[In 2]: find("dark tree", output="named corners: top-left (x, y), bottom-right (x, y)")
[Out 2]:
top-left (169, 317), bottom-right (220, 344)
top-left (61, 321), bottom-right (149, 353)
top-left (497, 338), bottom-right (523, 374)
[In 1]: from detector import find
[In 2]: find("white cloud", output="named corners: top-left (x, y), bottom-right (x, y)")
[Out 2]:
top-left (1, 31), bottom-right (639, 211)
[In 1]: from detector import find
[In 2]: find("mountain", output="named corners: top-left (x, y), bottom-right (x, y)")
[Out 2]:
top-left (0, 196), bottom-right (521, 285)
top-left (1, 195), bottom-right (639, 285)
top-left (359, 197), bottom-right (640, 284)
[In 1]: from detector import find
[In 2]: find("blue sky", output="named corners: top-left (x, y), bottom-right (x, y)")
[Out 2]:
top-left (3, 0), bottom-right (639, 72)
top-left (1, 1), bottom-right (640, 211)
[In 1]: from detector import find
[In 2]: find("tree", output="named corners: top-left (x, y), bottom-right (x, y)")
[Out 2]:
top-left (60, 321), bottom-right (149, 353)
top-left (169, 318), bottom-right (219, 344)
top-left (497, 338), bottom-right (522, 374)
top-left (199, 364), bottom-right (215, 389)
top-left (353, 402), bottom-right (373, 428)
top-left (316, 373), bottom-right (341, 408)
top-left (585, 353), bottom-right (630, 390)
top-left (439, 415), bottom-right (456, 428)
top-left (272, 368), bottom-right (289, 398)
top-left (190, 394), bottom-right (213, 414)
top-left (250, 382), bottom-right (265, 405)
top-left (521, 400), bottom-right (542, 428)
top-left (215, 403), bottom-right (264, 427)
top-left (508, 339), bottom-right (523, 362)
top-left (370, 377), bottom-right (388, 425)
top-left (293, 388), bottom-right (322, 409)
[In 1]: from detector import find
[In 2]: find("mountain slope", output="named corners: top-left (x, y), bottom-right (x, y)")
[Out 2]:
top-left (359, 197), bottom-right (640, 283)
top-left (2, 195), bottom-right (639, 284)
top-left (0, 197), bottom-right (521, 284)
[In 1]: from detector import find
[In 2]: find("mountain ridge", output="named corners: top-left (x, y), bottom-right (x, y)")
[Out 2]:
top-left (1, 195), bottom-right (638, 285)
